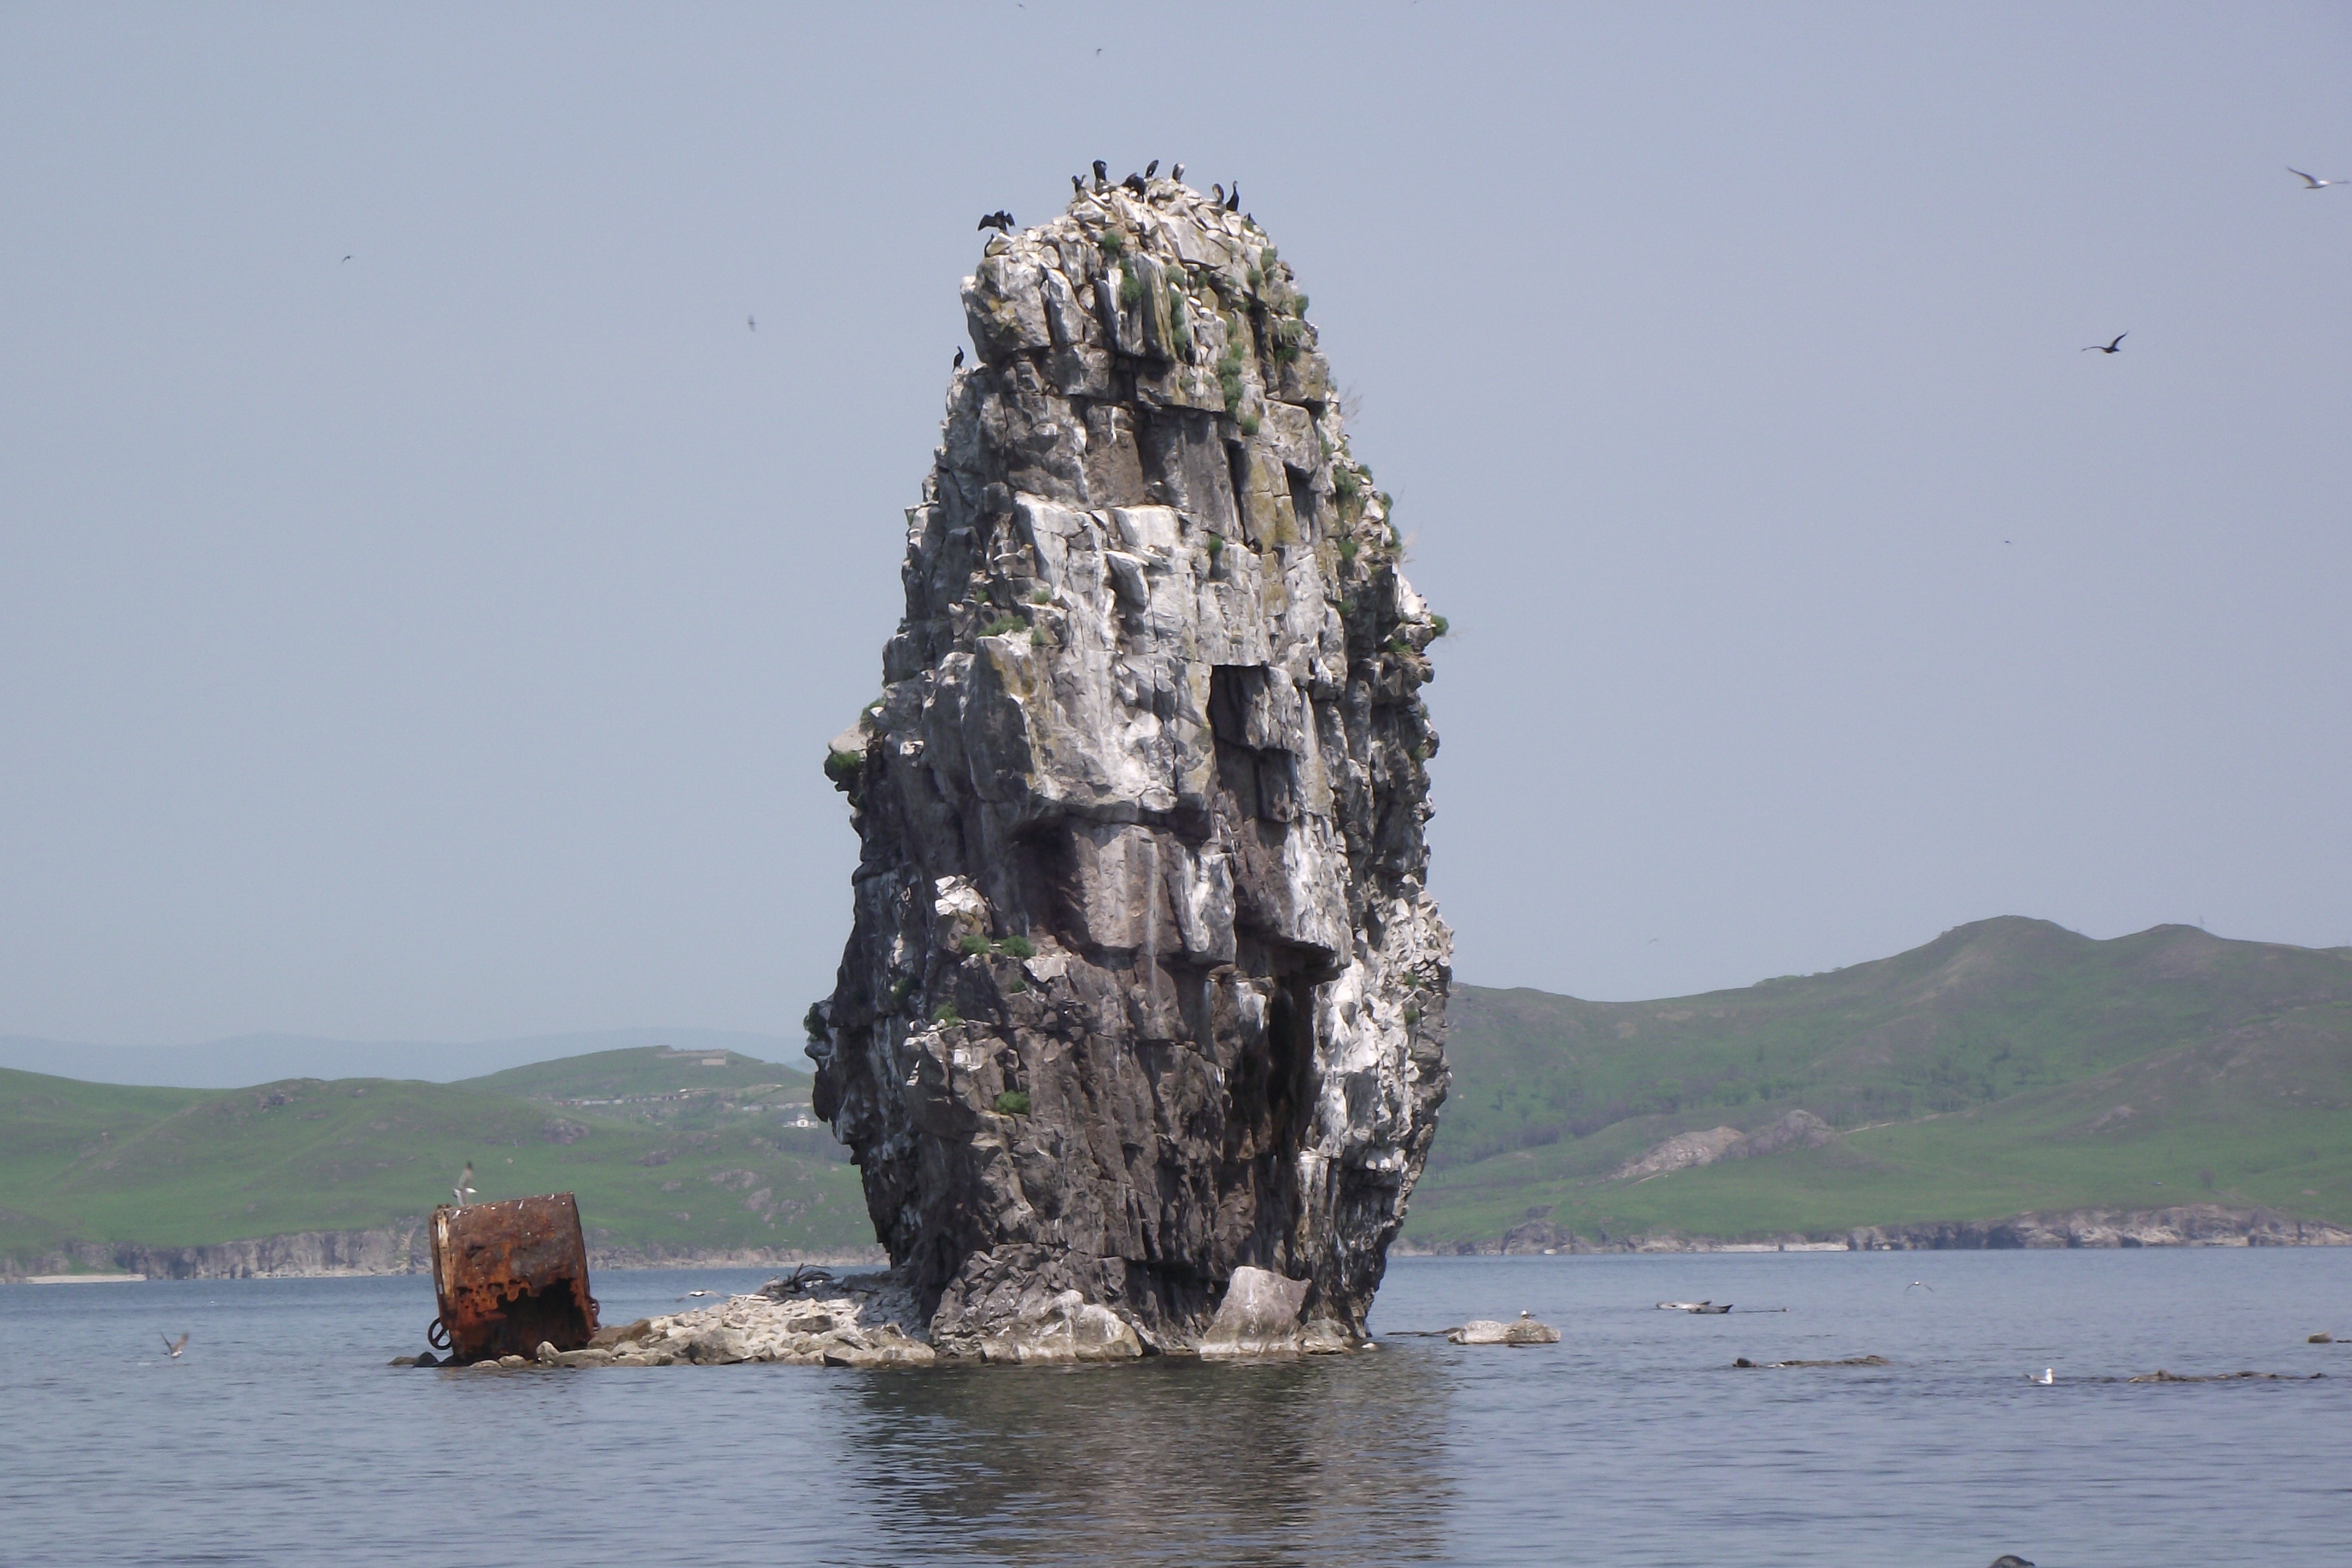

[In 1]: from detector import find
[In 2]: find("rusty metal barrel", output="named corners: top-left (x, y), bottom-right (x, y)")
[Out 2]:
top-left (427, 1193), bottom-right (600, 1363)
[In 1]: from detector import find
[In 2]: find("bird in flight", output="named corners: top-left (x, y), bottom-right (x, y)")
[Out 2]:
top-left (2082, 333), bottom-right (2127, 355)
top-left (452, 1163), bottom-right (476, 1208)
top-left (1906, 1280), bottom-right (1934, 1293)
top-left (341, 254), bottom-right (352, 263)
top-left (747, 315), bottom-right (756, 332)
top-left (162, 1332), bottom-right (190, 1359)
top-left (2288, 168), bottom-right (2346, 189)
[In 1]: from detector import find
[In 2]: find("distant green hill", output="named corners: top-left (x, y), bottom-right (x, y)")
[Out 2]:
top-left (11, 921), bottom-right (2350, 1271)
top-left (0, 1048), bottom-right (867, 1272)
top-left (464, 1046), bottom-right (810, 1102)
top-left (1407, 918), bottom-right (2352, 1245)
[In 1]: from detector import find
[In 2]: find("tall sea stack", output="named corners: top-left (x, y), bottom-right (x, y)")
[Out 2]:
top-left (809, 174), bottom-right (1450, 1358)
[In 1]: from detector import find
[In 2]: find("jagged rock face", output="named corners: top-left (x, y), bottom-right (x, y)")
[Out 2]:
top-left (808, 176), bottom-right (1450, 1355)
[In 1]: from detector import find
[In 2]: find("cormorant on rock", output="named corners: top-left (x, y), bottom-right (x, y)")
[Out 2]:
top-left (1072, 174), bottom-right (1085, 195)
top-left (953, 347), bottom-right (964, 370)
top-left (977, 210), bottom-right (1015, 233)
top-left (1145, 159), bottom-right (1159, 178)
top-left (1122, 172), bottom-right (1146, 195)
top-left (1170, 162), bottom-right (1184, 182)
top-left (1211, 182), bottom-right (1224, 204)
top-left (1092, 159), bottom-right (1108, 191)
top-left (1225, 182), bottom-right (1240, 211)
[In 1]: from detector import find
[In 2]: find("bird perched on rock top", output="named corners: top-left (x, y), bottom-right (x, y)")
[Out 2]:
top-left (452, 1163), bottom-right (476, 1208)
top-left (1170, 162), bottom-right (1184, 182)
top-left (1144, 159), bottom-right (1158, 178)
top-left (161, 1333), bottom-right (189, 1359)
top-left (1225, 182), bottom-right (1241, 211)
top-left (1092, 159), bottom-right (1107, 191)
top-left (2289, 167), bottom-right (2346, 189)
top-left (953, 347), bottom-right (964, 369)
top-left (1122, 172), bottom-right (1146, 195)
top-left (977, 210), bottom-right (1014, 233)
top-left (1211, 182), bottom-right (1224, 204)
top-left (2082, 332), bottom-right (2126, 354)
top-left (1071, 173), bottom-right (1085, 195)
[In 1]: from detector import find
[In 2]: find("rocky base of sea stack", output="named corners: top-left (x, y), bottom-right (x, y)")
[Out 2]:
top-left (397, 1262), bottom-right (1382, 1368)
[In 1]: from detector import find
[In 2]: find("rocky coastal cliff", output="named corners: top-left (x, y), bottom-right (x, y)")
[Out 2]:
top-left (809, 174), bottom-right (1452, 1356)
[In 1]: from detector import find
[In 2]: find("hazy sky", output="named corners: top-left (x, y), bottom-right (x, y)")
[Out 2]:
top-left (4, 2), bottom-right (2347, 1048)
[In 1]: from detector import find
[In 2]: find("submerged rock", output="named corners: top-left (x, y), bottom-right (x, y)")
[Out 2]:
top-left (1449, 1312), bottom-right (1560, 1346)
top-left (809, 176), bottom-right (1452, 1358)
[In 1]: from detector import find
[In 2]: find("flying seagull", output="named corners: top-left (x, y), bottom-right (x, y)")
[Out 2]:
top-left (341, 254), bottom-right (352, 263)
top-left (1906, 1280), bottom-right (1933, 1292)
top-left (2288, 168), bottom-right (2347, 189)
top-left (452, 1163), bottom-right (476, 1208)
top-left (162, 1332), bottom-right (190, 1359)
top-left (2082, 333), bottom-right (2127, 355)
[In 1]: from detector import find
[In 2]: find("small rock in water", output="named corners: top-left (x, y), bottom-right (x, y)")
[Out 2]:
top-left (1198, 1266), bottom-right (1312, 1358)
top-left (412, 1350), bottom-right (438, 1367)
top-left (2310, 1332), bottom-right (2333, 1344)
top-left (1988, 1556), bottom-right (2036, 1568)
top-left (1449, 1312), bottom-right (1560, 1346)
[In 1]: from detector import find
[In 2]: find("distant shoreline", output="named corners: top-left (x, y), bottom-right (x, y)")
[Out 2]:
top-left (11, 1203), bottom-right (2348, 1284)
top-left (1397, 1202), bottom-right (2352, 1257)
top-left (1, 1230), bottom-right (885, 1283)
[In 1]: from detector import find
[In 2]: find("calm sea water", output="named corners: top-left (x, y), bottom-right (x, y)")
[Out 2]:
top-left (2, 1250), bottom-right (2345, 1566)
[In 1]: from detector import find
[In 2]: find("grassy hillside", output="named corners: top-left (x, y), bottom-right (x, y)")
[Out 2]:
top-left (464, 1046), bottom-right (811, 1103)
top-left (11, 922), bottom-right (2350, 1265)
top-left (0, 1049), bottom-right (868, 1268)
top-left (1407, 919), bottom-right (2352, 1244)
